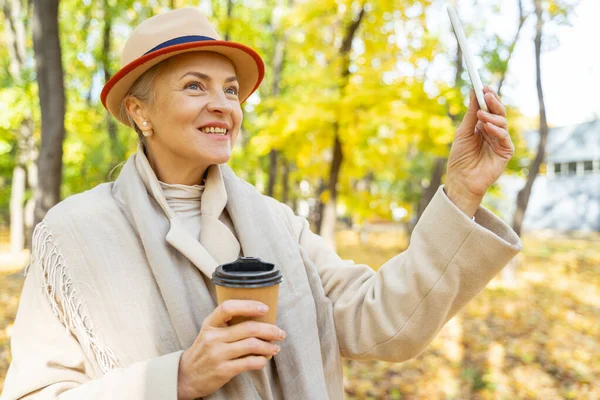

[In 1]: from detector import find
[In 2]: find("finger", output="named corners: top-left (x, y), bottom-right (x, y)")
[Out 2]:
top-left (484, 91), bottom-right (506, 116)
top-left (204, 300), bottom-right (269, 328)
top-left (221, 320), bottom-right (286, 343)
top-left (477, 123), bottom-right (498, 148)
top-left (483, 86), bottom-right (501, 101)
top-left (475, 125), bottom-right (485, 137)
top-left (223, 355), bottom-right (269, 377)
top-left (468, 89), bottom-right (479, 112)
top-left (224, 337), bottom-right (280, 360)
top-left (457, 90), bottom-right (479, 134)
top-left (485, 122), bottom-right (514, 149)
top-left (475, 120), bottom-right (487, 135)
top-left (477, 110), bottom-right (508, 130)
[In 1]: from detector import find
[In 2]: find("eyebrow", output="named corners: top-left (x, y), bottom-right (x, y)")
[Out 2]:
top-left (180, 71), bottom-right (238, 83)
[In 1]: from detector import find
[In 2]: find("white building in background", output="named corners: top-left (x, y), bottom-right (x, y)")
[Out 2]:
top-left (490, 119), bottom-right (600, 233)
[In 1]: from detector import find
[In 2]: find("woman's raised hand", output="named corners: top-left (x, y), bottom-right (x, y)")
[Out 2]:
top-left (177, 300), bottom-right (286, 400)
top-left (445, 86), bottom-right (515, 217)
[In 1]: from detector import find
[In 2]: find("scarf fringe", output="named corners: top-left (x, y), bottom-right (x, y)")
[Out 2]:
top-left (28, 222), bottom-right (119, 374)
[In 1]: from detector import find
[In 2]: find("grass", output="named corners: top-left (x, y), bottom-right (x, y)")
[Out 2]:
top-left (338, 231), bottom-right (600, 399)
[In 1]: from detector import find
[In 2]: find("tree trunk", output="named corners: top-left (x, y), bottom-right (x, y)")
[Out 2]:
top-left (23, 120), bottom-right (37, 249)
top-left (512, 0), bottom-right (548, 237)
top-left (267, 149), bottom-right (278, 197)
top-left (3, 0), bottom-right (27, 78)
top-left (491, 0), bottom-right (528, 284)
top-left (9, 166), bottom-right (25, 254)
top-left (33, 0), bottom-right (66, 226)
top-left (313, 180), bottom-right (326, 234)
top-left (318, 6), bottom-right (365, 249)
top-left (416, 157), bottom-right (446, 219)
top-left (223, 0), bottom-right (232, 41)
top-left (293, 179), bottom-right (301, 215)
top-left (319, 133), bottom-right (343, 247)
top-left (102, 0), bottom-right (121, 171)
top-left (9, 121), bottom-right (37, 253)
top-left (281, 161), bottom-right (290, 206)
top-left (265, 0), bottom-right (291, 200)
top-left (3, 0), bottom-right (37, 251)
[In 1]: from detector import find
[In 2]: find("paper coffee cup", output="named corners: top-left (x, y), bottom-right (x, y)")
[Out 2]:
top-left (212, 257), bottom-right (283, 326)
top-left (213, 257), bottom-right (283, 360)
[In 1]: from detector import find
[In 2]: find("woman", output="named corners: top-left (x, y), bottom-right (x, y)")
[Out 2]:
top-left (2, 8), bottom-right (522, 400)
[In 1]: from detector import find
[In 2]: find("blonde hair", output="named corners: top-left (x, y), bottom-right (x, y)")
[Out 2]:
top-left (118, 59), bottom-right (171, 143)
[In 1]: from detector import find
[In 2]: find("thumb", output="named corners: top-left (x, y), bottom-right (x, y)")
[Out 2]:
top-left (463, 89), bottom-right (479, 121)
top-left (457, 89), bottom-right (480, 133)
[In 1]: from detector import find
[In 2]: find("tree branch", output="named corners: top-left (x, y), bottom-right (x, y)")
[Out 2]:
top-left (497, 0), bottom-right (529, 98)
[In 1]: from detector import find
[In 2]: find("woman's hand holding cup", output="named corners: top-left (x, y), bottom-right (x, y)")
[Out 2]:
top-left (177, 300), bottom-right (286, 400)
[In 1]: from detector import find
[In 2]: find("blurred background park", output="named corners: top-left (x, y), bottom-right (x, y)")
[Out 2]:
top-left (1, 0), bottom-right (599, 398)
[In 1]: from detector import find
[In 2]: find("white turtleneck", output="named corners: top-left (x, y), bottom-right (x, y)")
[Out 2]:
top-left (158, 180), bottom-right (205, 240)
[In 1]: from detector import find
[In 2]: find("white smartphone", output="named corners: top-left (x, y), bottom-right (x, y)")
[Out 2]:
top-left (447, 4), bottom-right (489, 112)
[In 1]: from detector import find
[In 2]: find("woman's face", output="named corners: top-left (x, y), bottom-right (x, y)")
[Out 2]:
top-left (131, 52), bottom-right (243, 183)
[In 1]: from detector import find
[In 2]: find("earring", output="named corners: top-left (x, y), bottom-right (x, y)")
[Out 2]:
top-left (141, 121), bottom-right (152, 137)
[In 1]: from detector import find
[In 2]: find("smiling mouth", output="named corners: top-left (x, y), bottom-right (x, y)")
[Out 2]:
top-left (199, 126), bottom-right (229, 136)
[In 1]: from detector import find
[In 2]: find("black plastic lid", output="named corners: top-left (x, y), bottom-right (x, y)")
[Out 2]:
top-left (212, 257), bottom-right (283, 288)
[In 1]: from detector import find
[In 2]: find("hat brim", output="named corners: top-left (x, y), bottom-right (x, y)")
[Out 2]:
top-left (101, 40), bottom-right (264, 127)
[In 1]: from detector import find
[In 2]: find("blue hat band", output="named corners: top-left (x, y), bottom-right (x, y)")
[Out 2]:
top-left (144, 35), bottom-right (216, 55)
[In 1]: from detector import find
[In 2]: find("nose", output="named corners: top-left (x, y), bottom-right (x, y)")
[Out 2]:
top-left (207, 93), bottom-right (233, 114)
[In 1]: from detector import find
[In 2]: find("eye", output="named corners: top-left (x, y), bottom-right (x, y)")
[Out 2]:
top-left (225, 86), bottom-right (239, 95)
top-left (185, 81), bottom-right (203, 91)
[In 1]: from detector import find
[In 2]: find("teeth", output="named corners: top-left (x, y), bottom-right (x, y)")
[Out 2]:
top-left (200, 126), bottom-right (228, 135)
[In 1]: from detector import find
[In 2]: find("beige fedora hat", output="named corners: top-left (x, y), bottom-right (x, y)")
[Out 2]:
top-left (101, 8), bottom-right (264, 126)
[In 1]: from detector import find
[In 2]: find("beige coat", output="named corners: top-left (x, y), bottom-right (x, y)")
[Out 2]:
top-left (1, 148), bottom-right (522, 399)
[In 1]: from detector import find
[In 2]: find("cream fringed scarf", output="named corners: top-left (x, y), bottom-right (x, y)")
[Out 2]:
top-left (29, 223), bottom-right (121, 373)
top-left (27, 147), bottom-right (343, 399)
